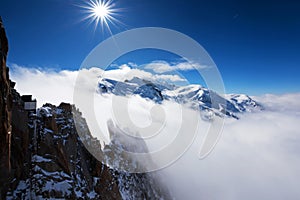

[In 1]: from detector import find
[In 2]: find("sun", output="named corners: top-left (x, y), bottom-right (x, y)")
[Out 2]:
top-left (80, 0), bottom-right (120, 33)
top-left (93, 3), bottom-right (109, 18)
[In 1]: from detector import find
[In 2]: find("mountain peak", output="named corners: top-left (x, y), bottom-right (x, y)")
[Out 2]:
top-left (97, 77), bottom-right (262, 119)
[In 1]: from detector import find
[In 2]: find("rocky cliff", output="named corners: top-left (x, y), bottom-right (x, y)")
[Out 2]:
top-left (0, 18), bottom-right (171, 199)
top-left (0, 16), bottom-right (13, 198)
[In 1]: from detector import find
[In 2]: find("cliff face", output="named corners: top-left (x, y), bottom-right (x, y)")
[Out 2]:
top-left (0, 19), bottom-right (171, 199)
top-left (6, 103), bottom-right (121, 199)
top-left (0, 17), bottom-right (13, 196)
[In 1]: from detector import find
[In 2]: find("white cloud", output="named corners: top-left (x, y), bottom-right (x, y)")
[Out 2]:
top-left (9, 64), bottom-right (185, 107)
top-left (9, 64), bottom-right (300, 199)
top-left (144, 60), bottom-right (209, 73)
top-left (84, 84), bottom-right (300, 199)
top-left (160, 93), bottom-right (300, 200)
top-left (254, 93), bottom-right (300, 112)
top-left (144, 61), bottom-right (173, 73)
top-left (153, 74), bottom-right (185, 82)
top-left (103, 64), bottom-right (186, 82)
top-left (10, 64), bottom-right (78, 107)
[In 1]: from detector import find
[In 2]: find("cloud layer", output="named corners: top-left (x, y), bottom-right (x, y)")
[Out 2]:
top-left (161, 94), bottom-right (300, 200)
top-left (10, 64), bottom-right (77, 107)
top-left (105, 64), bottom-right (186, 82)
top-left (10, 63), bottom-right (185, 107)
top-left (10, 64), bottom-right (300, 199)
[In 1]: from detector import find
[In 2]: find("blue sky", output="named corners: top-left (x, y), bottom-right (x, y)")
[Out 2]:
top-left (0, 0), bottom-right (299, 95)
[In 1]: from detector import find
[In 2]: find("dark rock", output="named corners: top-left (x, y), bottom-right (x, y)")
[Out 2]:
top-left (0, 17), bottom-right (13, 198)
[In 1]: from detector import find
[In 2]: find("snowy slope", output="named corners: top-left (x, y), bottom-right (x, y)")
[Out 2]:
top-left (98, 77), bottom-right (262, 119)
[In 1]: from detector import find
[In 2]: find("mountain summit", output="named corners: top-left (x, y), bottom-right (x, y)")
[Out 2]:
top-left (98, 76), bottom-right (262, 119)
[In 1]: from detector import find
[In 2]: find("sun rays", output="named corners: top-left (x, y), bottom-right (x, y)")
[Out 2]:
top-left (79, 0), bottom-right (121, 34)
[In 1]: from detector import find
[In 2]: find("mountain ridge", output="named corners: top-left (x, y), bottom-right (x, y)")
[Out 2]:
top-left (98, 76), bottom-right (262, 120)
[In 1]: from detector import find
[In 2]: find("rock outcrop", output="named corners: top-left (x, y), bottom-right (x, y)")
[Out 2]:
top-left (0, 16), bottom-right (13, 198)
top-left (6, 103), bottom-right (122, 199)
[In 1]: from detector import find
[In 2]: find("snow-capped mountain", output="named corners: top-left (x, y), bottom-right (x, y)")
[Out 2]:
top-left (98, 77), bottom-right (262, 119)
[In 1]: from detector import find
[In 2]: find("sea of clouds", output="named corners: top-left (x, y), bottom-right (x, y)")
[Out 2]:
top-left (10, 64), bottom-right (300, 199)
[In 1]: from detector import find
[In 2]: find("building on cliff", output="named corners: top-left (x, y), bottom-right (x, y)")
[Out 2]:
top-left (21, 95), bottom-right (37, 112)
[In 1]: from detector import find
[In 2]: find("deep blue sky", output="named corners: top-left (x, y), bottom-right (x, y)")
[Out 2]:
top-left (0, 0), bottom-right (299, 95)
